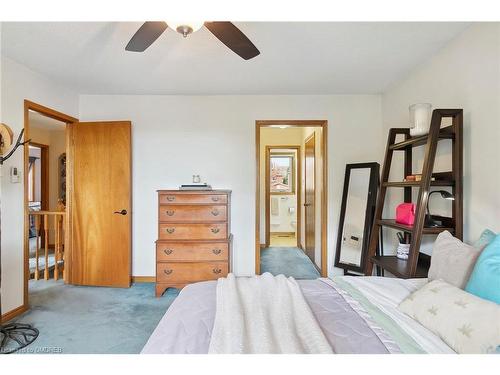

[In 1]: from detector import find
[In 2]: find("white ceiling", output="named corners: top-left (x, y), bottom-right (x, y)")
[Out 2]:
top-left (2, 22), bottom-right (469, 95)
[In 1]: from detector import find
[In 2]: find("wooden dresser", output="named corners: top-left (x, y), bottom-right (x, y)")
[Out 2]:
top-left (155, 190), bottom-right (232, 297)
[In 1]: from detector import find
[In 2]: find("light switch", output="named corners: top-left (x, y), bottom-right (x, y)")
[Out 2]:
top-left (10, 166), bottom-right (20, 183)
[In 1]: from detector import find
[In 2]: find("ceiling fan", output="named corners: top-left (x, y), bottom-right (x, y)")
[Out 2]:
top-left (125, 21), bottom-right (260, 60)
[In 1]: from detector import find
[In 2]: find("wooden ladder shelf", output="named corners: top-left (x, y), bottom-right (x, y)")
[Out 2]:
top-left (364, 109), bottom-right (463, 278)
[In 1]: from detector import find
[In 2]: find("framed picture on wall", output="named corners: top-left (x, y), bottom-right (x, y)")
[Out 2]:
top-left (270, 153), bottom-right (295, 194)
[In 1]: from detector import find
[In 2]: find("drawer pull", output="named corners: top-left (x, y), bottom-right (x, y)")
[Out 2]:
top-left (211, 196), bottom-right (220, 202)
top-left (211, 209), bottom-right (220, 216)
top-left (163, 249), bottom-right (174, 255)
top-left (166, 196), bottom-right (176, 202)
top-left (211, 228), bottom-right (220, 234)
top-left (212, 268), bottom-right (222, 274)
top-left (164, 269), bottom-right (173, 275)
top-left (165, 228), bottom-right (176, 234)
top-left (166, 210), bottom-right (175, 216)
top-left (212, 248), bottom-right (222, 255)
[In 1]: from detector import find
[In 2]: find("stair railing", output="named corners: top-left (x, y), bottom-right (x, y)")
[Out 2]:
top-left (29, 211), bottom-right (66, 280)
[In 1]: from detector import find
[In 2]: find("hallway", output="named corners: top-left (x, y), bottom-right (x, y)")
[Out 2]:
top-left (260, 247), bottom-right (320, 279)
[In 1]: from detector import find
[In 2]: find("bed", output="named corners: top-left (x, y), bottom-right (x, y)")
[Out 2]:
top-left (141, 275), bottom-right (455, 354)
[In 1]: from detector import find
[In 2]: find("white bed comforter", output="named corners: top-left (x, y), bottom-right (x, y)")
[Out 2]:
top-left (208, 273), bottom-right (333, 354)
top-left (141, 275), bottom-right (455, 354)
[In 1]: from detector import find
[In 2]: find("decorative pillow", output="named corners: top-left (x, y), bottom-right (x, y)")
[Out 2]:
top-left (473, 229), bottom-right (497, 250)
top-left (465, 234), bottom-right (500, 304)
top-left (428, 231), bottom-right (481, 289)
top-left (399, 279), bottom-right (500, 354)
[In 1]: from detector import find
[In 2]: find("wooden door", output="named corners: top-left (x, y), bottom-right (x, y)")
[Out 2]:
top-left (304, 133), bottom-right (316, 263)
top-left (69, 121), bottom-right (131, 287)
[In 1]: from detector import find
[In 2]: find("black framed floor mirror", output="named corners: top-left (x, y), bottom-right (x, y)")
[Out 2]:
top-left (335, 162), bottom-right (381, 275)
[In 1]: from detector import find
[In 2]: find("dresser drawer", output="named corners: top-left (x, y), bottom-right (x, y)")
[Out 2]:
top-left (157, 262), bottom-right (228, 283)
top-left (157, 241), bottom-right (229, 262)
top-left (159, 204), bottom-right (227, 223)
top-left (159, 223), bottom-right (227, 240)
top-left (159, 193), bottom-right (227, 205)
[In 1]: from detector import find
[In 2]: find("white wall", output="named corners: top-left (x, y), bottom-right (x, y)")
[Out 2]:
top-left (0, 56), bottom-right (78, 314)
top-left (79, 95), bottom-right (383, 278)
top-left (381, 23), bottom-right (500, 256)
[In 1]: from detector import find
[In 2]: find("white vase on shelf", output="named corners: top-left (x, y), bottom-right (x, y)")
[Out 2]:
top-left (396, 243), bottom-right (410, 260)
top-left (409, 103), bottom-right (432, 137)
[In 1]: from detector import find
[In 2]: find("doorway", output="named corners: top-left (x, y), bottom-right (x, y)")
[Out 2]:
top-left (265, 145), bottom-right (301, 248)
top-left (256, 120), bottom-right (328, 278)
top-left (24, 101), bottom-right (76, 307)
top-left (24, 101), bottom-right (133, 311)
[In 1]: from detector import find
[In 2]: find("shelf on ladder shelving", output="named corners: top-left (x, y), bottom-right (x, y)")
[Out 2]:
top-left (382, 180), bottom-right (455, 187)
top-left (389, 125), bottom-right (455, 150)
top-left (370, 255), bottom-right (430, 278)
top-left (377, 219), bottom-right (454, 235)
top-left (383, 172), bottom-right (455, 187)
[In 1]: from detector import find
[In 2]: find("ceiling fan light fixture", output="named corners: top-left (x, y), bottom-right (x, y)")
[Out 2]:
top-left (126, 21), bottom-right (260, 59)
top-left (168, 21), bottom-right (204, 37)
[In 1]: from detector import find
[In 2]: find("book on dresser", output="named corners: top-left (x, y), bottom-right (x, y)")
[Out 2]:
top-left (155, 189), bottom-right (232, 297)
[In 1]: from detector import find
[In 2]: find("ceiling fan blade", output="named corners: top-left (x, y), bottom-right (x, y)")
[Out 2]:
top-left (204, 22), bottom-right (260, 60)
top-left (125, 22), bottom-right (168, 52)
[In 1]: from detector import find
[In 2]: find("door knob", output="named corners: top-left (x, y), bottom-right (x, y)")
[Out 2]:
top-left (114, 209), bottom-right (127, 215)
top-left (304, 203), bottom-right (311, 207)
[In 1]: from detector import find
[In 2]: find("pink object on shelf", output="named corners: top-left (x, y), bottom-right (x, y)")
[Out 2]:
top-left (396, 203), bottom-right (416, 226)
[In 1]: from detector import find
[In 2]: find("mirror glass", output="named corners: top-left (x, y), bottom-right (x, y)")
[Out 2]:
top-left (339, 168), bottom-right (371, 266)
